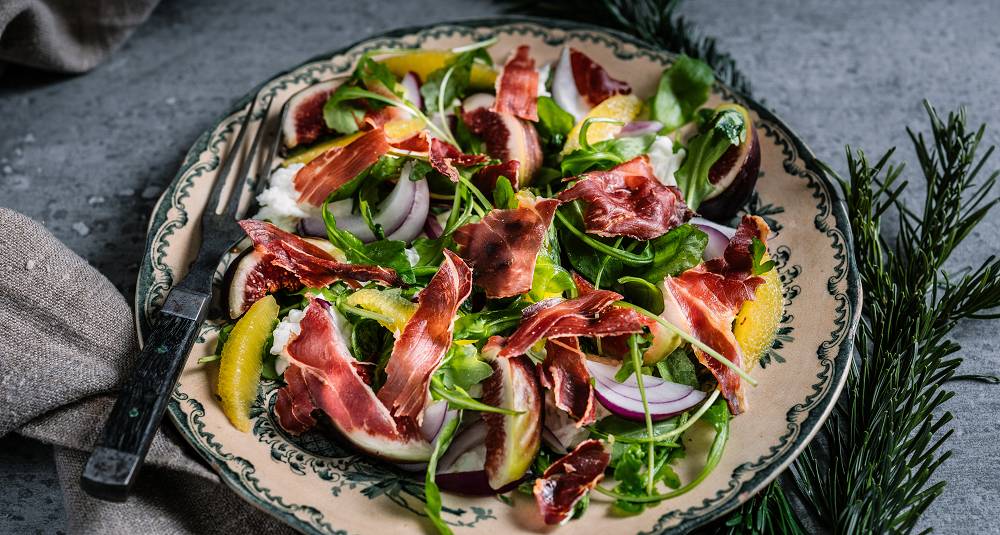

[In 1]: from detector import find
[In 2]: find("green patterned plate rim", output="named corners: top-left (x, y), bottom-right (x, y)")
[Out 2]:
top-left (135, 16), bottom-right (861, 534)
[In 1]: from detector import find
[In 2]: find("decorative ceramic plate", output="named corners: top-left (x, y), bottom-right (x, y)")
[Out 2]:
top-left (136, 17), bottom-right (860, 535)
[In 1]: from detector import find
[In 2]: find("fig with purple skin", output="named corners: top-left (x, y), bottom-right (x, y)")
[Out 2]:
top-left (480, 350), bottom-right (542, 490)
top-left (462, 93), bottom-right (543, 187)
top-left (224, 238), bottom-right (343, 319)
top-left (281, 80), bottom-right (341, 149)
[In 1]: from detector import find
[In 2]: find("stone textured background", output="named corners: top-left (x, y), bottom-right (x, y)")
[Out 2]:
top-left (2, 0), bottom-right (998, 532)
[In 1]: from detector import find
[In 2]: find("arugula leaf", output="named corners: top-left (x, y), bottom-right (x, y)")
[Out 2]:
top-left (358, 200), bottom-right (385, 240)
top-left (492, 176), bottom-right (517, 210)
top-left (639, 224), bottom-right (708, 283)
top-left (617, 276), bottom-right (664, 315)
top-left (654, 347), bottom-right (698, 388)
top-left (560, 133), bottom-right (657, 176)
top-left (453, 308), bottom-right (523, 340)
top-left (650, 55), bottom-right (715, 133)
top-left (750, 236), bottom-right (775, 275)
top-left (529, 226), bottom-right (575, 301)
top-left (673, 108), bottom-right (746, 210)
top-left (321, 204), bottom-right (416, 284)
top-left (437, 343), bottom-right (494, 391)
top-left (353, 56), bottom-right (400, 94)
top-left (350, 318), bottom-right (392, 362)
top-left (424, 415), bottom-right (460, 535)
top-left (536, 96), bottom-right (575, 147)
top-left (429, 374), bottom-right (518, 415)
top-left (421, 47), bottom-right (491, 116)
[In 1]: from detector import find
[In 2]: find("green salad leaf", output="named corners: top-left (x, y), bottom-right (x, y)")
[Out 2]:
top-left (673, 107), bottom-right (746, 210)
top-left (536, 95), bottom-right (575, 147)
top-left (641, 224), bottom-right (708, 283)
top-left (424, 415), bottom-right (460, 535)
top-left (650, 55), bottom-right (714, 133)
top-left (561, 133), bottom-right (657, 176)
top-left (750, 236), bottom-right (775, 275)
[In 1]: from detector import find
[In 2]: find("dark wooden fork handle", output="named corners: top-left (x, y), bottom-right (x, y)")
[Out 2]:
top-left (81, 288), bottom-right (209, 502)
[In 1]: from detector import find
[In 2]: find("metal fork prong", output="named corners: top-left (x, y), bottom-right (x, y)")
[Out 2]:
top-left (246, 98), bottom-right (288, 217)
top-left (204, 97), bottom-right (258, 217)
top-left (226, 95), bottom-right (275, 220)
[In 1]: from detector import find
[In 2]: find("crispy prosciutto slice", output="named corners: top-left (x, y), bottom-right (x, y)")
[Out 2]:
top-left (662, 215), bottom-right (769, 414)
top-left (491, 45), bottom-right (539, 121)
top-left (293, 128), bottom-right (390, 206)
top-left (539, 338), bottom-right (596, 426)
top-left (559, 155), bottom-right (693, 240)
top-left (239, 219), bottom-right (400, 287)
top-left (453, 194), bottom-right (560, 299)
top-left (533, 439), bottom-right (610, 525)
top-left (274, 299), bottom-right (432, 461)
top-left (377, 250), bottom-right (473, 420)
top-left (569, 48), bottom-right (632, 106)
top-left (429, 138), bottom-right (489, 182)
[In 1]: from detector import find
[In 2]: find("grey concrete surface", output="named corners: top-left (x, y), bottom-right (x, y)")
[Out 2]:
top-left (1, 0), bottom-right (998, 532)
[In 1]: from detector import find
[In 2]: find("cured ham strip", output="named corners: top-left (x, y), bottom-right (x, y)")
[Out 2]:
top-left (377, 250), bottom-right (473, 420)
top-left (239, 220), bottom-right (401, 287)
top-left (539, 338), bottom-right (596, 425)
top-left (491, 45), bottom-right (539, 121)
top-left (533, 439), bottom-right (610, 525)
top-left (492, 288), bottom-right (620, 358)
top-left (453, 195), bottom-right (560, 299)
top-left (429, 138), bottom-right (489, 182)
top-left (569, 48), bottom-right (632, 106)
top-left (558, 155), bottom-right (693, 240)
top-left (662, 215), bottom-right (769, 414)
top-left (275, 299), bottom-right (431, 461)
top-left (472, 159), bottom-right (520, 192)
top-left (293, 128), bottom-right (390, 206)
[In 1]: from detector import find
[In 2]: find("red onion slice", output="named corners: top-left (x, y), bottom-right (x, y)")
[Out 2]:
top-left (438, 420), bottom-right (488, 474)
top-left (401, 71), bottom-right (422, 112)
top-left (423, 214), bottom-right (443, 239)
top-left (420, 400), bottom-right (458, 443)
top-left (386, 178), bottom-right (429, 242)
top-left (691, 217), bottom-right (738, 260)
top-left (552, 46), bottom-right (590, 122)
top-left (618, 120), bottom-right (663, 138)
top-left (585, 360), bottom-right (706, 422)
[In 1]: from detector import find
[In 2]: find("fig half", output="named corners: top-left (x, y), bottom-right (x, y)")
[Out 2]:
top-left (697, 103), bottom-right (761, 220)
top-left (481, 354), bottom-right (542, 490)
top-left (224, 238), bottom-right (343, 319)
top-left (462, 93), bottom-right (543, 187)
top-left (281, 80), bottom-right (341, 149)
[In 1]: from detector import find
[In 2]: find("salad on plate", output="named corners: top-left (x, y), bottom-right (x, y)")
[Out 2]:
top-left (208, 38), bottom-right (782, 532)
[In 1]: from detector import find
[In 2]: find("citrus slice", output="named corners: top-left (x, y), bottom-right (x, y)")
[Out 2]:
top-left (734, 257), bottom-right (784, 371)
top-left (345, 288), bottom-right (417, 335)
top-left (283, 132), bottom-right (363, 167)
top-left (218, 294), bottom-right (279, 432)
top-left (380, 51), bottom-right (496, 89)
top-left (383, 117), bottom-right (426, 143)
top-left (561, 94), bottom-right (643, 155)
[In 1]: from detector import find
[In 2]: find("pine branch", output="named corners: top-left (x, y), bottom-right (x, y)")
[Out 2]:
top-left (500, 0), bottom-right (753, 95)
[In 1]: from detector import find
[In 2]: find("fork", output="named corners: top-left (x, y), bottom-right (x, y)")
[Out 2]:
top-left (80, 94), bottom-right (279, 502)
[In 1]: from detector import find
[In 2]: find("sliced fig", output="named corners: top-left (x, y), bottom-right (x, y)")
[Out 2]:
top-left (282, 80), bottom-right (341, 149)
top-left (481, 354), bottom-right (542, 490)
top-left (462, 93), bottom-right (543, 186)
top-left (225, 238), bottom-right (342, 319)
top-left (698, 104), bottom-right (761, 220)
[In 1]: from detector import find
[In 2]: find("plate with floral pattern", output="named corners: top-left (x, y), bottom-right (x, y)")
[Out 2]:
top-left (136, 17), bottom-right (860, 535)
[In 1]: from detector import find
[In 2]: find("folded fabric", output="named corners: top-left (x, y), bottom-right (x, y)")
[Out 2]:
top-left (0, 0), bottom-right (159, 73)
top-left (0, 208), bottom-right (293, 534)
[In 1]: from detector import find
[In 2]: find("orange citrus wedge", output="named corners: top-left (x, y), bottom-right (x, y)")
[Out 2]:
top-left (734, 257), bottom-right (784, 371)
top-left (218, 294), bottom-right (279, 432)
top-left (380, 51), bottom-right (496, 89)
top-left (562, 94), bottom-right (643, 155)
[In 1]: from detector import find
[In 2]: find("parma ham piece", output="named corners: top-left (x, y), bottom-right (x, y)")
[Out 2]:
top-left (539, 338), bottom-right (596, 426)
top-left (661, 215), bottom-right (770, 414)
top-left (293, 128), bottom-right (390, 206)
top-left (559, 155), bottom-right (693, 240)
top-left (239, 219), bottom-right (400, 288)
top-left (533, 439), bottom-right (610, 525)
top-left (453, 194), bottom-right (560, 299)
top-left (569, 48), bottom-right (632, 106)
top-left (428, 138), bottom-right (489, 182)
top-left (377, 250), bottom-right (473, 420)
top-left (491, 45), bottom-right (539, 121)
top-left (274, 299), bottom-right (432, 461)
